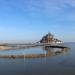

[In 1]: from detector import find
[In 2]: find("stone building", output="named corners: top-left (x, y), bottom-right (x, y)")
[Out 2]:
top-left (40, 32), bottom-right (63, 44)
top-left (40, 32), bottom-right (54, 44)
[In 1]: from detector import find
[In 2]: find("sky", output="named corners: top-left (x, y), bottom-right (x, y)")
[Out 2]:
top-left (0, 0), bottom-right (75, 43)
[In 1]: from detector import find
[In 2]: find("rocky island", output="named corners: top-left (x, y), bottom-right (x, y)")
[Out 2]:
top-left (0, 32), bottom-right (63, 50)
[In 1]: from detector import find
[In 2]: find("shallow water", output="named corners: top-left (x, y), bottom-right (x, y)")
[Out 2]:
top-left (0, 47), bottom-right (45, 55)
top-left (0, 43), bottom-right (75, 75)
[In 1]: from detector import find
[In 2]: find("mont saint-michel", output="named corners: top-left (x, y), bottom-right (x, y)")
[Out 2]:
top-left (0, 32), bottom-right (69, 59)
top-left (0, 0), bottom-right (74, 75)
top-left (0, 32), bottom-right (64, 50)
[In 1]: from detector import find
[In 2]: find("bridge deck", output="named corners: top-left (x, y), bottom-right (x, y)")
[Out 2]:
top-left (45, 45), bottom-right (68, 49)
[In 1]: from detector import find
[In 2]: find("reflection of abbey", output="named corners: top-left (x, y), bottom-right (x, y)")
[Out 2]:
top-left (40, 32), bottom-right (63, 44)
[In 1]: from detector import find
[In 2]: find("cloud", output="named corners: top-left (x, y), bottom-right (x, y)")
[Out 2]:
top-left (0, 0), bottom-right (75, 21)
top-left (1, 0), bottom-right (75, 11)
top-left (0, 0), bottom-right (75, 14)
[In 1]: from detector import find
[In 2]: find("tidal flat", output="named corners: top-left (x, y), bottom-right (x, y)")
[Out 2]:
top-left (0, 43), bottom-right (75, 75)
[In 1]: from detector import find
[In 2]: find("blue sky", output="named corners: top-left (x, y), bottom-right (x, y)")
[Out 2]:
top-left (0, 0), bottom-right (75, 42)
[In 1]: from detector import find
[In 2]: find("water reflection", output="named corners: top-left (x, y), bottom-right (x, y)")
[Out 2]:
top-left (43, 47), bottom-right (69, 56)
top-left (0, 47), bottom-right (70, 59)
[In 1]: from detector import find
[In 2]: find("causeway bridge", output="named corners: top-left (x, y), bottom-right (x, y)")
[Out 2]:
top-left (0, 43), bottom-right (68, 49)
